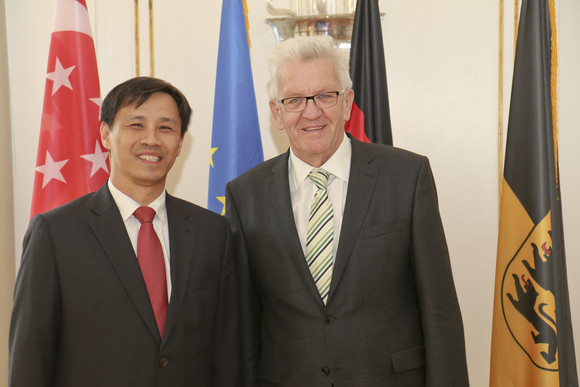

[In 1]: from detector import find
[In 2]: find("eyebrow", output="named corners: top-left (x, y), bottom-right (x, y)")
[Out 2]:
top-left (126, 114), bottom-right (178, 124)
top-left (281, 89), bottom-right (337, 97)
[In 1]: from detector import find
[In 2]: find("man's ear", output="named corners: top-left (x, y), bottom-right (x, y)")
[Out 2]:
top-left (100, 122), bottom-right (112, 150)
top-left (343, 89), bottom-right (355, 121)
top-left (177, 134), bottom-right (185, 157)
top-left (269, 100), bottom-right (285, 131)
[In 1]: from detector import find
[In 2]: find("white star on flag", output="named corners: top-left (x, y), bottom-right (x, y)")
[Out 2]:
top-left (31, 0), bottom-right (107, 218)
top-left (89, 97), bottom-right (102, 119)
top-left (81, 140), bottom-right (109, 177)
top-left (35, 151), bottom-right (69, 188)
top-left (46, 57), bottom-right (76, 95)
top-left (89, 97), bottom-right (101, 107)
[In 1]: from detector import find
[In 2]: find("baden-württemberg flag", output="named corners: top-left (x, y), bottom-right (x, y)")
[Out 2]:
top-left (490, 0), bottom-right (577, 386)
top-left (208, 0), bottom-right (263, 215)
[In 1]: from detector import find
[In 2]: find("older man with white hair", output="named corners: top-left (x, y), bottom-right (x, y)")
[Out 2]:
top-left (226, 36), bottom-right (469, 386)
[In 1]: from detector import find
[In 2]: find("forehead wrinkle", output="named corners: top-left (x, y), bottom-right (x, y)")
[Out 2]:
top-left (279, 82), bottom-right (339, 99)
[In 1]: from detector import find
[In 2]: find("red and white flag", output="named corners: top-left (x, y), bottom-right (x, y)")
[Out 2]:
top-left (30, 0), bottom-right (108, 218)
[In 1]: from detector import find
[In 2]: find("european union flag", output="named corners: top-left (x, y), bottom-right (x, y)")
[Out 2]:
top-left (208, 0), bottom-right (263, 215)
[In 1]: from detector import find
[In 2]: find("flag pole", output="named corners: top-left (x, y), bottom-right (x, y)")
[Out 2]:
top-left (134, 0), bottom-right (140, 76)
top-left (498, 0), bottom-right (504, 208)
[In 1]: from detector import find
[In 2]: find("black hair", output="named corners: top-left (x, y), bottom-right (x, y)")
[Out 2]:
top-left (100, 76), bottom-right (192, 135)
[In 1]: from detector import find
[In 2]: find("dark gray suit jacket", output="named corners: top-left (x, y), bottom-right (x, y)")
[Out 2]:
top-left (9, 184), bottom-right (240, 386)
top-left (225, 138), bottom-right (469, 386)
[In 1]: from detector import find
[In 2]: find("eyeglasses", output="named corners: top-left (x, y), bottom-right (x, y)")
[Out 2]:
top-left (276, 90), bottom-right (345, 112)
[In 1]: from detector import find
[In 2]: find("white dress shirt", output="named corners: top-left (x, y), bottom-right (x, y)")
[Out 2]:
top-left (289, 133), bottom-right (352, 260)
top-left (107, 180), bottom-right (172, 300)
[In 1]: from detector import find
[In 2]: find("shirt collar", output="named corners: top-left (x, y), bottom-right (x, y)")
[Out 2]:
top-left (107, 180), bottom-right (167, 224)
top-left (289, 132), bottom-right (351, 188)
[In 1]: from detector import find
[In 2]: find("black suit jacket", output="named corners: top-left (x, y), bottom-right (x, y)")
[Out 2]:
top-left (225, 138), bottom-right (469, 386)
top-left (9, 184), bottom-right (240, 386)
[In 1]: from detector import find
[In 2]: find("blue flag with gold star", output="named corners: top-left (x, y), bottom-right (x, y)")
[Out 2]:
top-left (208, 0), bottom-right (263, 215)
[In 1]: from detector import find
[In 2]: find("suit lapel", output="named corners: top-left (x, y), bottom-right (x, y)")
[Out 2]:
top-left (269, 153), bottom-right (324, 306)
top-left (162, 195), bottom-right (196, 343)
top-left (329, 139), bottom-right (379, 300)
top-left (88, 185), bottom-right (161, 342)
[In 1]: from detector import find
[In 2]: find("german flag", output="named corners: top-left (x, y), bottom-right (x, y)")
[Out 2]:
top-left (490, 0), bottom-right (578, 385)
top-left (345, 0), bottom-right (392, 145)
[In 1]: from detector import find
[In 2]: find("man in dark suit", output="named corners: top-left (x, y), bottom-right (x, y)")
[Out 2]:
top-left (9, 77), bottom-right (240, 386)
top-left (225, 36), bottom-right (469, 386)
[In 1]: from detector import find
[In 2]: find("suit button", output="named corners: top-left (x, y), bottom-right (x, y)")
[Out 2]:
top-left (323, 315), bottom-right (335, 324)
top-left (321, 366), bottom-right (330, 376)
top-left (159, 357), bottom-right (168, 368)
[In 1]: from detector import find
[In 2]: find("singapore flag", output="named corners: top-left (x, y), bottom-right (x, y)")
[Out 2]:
top-left (30, 0), bottom-right (108, 218)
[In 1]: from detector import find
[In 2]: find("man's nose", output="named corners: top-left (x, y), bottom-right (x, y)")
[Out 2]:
top-left (302, 98), bottom-right (322, 119)
top-left (142, 127), bottom-right (161, 145)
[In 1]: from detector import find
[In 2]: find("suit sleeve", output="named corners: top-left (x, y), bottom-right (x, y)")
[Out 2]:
top-left (9, 215), bottom-right (60, 386)
top-left (225, 182), bottom-right (262, 387)
top-left (410, 157), bottom-right (470, 386)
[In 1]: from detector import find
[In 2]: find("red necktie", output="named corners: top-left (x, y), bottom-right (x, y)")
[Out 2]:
top-left (134, 206), bottom-right (168, 337)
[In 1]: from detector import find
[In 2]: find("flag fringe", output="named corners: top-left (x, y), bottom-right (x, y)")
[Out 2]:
top-left (243, 0), bottom-right (252, 50)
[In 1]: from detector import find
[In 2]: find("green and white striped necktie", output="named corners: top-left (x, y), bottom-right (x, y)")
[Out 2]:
top-left (305, 169), bottom-right (334, 304)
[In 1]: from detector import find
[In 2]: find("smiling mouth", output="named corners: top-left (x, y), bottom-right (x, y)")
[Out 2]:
top-left (303, 125), bottom-right (325, 131)
top-left (138, 154), bottom-right (161, 162)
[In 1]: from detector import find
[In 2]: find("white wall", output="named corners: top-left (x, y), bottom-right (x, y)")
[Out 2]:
top-left (559, 0), bottom-right (580, 382)
top-left (0, 0), bottom-right (15, 383)
top-left (4, 0), bottom-right (580, 386)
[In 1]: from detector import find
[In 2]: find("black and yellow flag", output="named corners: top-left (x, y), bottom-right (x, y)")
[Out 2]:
top-left (490, 0), bottom-right (578, 386)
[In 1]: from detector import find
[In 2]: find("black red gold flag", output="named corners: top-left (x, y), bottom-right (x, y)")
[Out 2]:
top-left (345, 0), bottom-right (392, 145)
top-left (490, 0), bottom-right (577, 386)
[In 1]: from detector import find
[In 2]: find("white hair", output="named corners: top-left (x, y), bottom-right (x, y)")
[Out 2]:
top-left (267, 35), bottom-right (353, 99)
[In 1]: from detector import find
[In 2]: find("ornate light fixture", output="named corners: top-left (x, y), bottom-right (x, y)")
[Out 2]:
top-left (265, 0), bottom-right (357, 49)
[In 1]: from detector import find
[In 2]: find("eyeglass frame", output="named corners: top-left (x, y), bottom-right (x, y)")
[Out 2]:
top-left (275, 90), bottom-right (346, 112)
